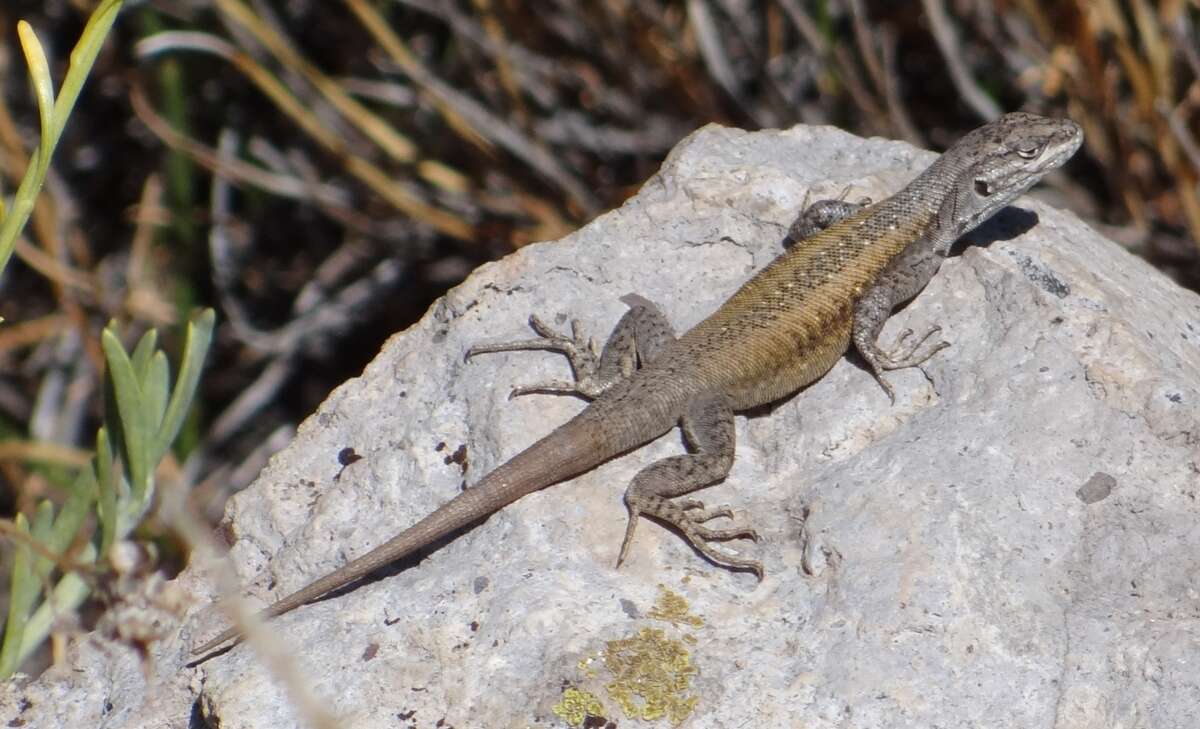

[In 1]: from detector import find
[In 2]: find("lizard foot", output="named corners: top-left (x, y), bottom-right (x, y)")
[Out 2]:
top-left (859, 325), bottom-right (950, 403)
top-left (618, 496), bottom-right (763, 580)
top-left (877, 325), bottom-right (950, 370)
top-left (465, 314), bottom-right (610, 398)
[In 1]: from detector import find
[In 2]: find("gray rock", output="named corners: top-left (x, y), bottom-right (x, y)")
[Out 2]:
top-left (4, 122), bottom-right (1198, 729)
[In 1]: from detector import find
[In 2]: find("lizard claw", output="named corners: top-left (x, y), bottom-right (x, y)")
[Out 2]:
top-left (620, 494), bottom-right (763, 578)
top-left (859, 324), bottom-right (950, 403)
top-left (615, 505), bottom-right (643, 570)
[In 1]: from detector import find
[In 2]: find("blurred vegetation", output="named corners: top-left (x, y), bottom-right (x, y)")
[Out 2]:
top-left (0, 0), bottom-right (1197, 674)
top-left (0, 0), bottom-right (217, 680)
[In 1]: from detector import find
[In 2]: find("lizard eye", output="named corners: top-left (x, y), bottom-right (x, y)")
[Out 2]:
top-left (1015, 142), bottom-right (1044, 159)
top-left (974, 179), bottom-right (993, 196)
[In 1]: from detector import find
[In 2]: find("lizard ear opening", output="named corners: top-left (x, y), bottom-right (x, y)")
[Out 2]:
top-left (974, 179), bottom-right (994, 196)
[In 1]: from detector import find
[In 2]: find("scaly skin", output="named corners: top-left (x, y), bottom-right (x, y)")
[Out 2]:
top-left (193, 112), bottom-right (1082, 655)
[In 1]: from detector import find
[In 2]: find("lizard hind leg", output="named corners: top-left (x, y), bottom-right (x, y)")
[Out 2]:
top-left (465, 294), bottom-right (675, 399)
top-left (617, 394), bottom-right (763, 579)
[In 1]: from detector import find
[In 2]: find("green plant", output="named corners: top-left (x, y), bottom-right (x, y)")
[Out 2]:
top-left (0, 0), bottom-right (125, 276)
top-left (0, 310), bottom-right (213, 678)
top-left (0, 0), bottom-right (215, 680)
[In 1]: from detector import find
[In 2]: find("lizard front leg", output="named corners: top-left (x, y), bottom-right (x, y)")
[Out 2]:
top-left (852, 240), bottom-right (951, 402)
top-left (794, 193), bottom-right (949, 403)
top-left (617, 394), bottom-right (762, 578)
top-left (466, 293), bottom-right (675, 398)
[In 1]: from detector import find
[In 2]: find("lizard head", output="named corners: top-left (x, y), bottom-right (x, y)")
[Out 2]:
top-left (941, 111), bottom-right (1084, 236)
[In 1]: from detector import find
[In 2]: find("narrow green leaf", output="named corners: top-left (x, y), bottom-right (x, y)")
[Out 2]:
top-left (15, 22), bottom-right (55, 175)
top-left (130, 329), bottom-right (158, 379)
top-left (29, 501), bottom-right (55, 578)
top-left (16, 543), bottom-right (96, 668)
top-left (139, 8), bottom-right (197, 245)
top-left (0, 0), bottom-right (126, 282)
top-left (101, 326), bottom-right (150, 502)
top-left (152, 309), bottom-right (215, 461)
top-left (51, 0), bottom-right (126, 144)
top-left (0, 515), bottom-right (37, 678)
top-left (101, 323), bottom-right (127, 460)
top-left (50, 467), bottom-right (96, 556)
top-left (144, 351), bottom-right (170, 435)
top-left (30, 501), bottom-right (54, 540)
top-left (92, 429), bottom-right (118, 557)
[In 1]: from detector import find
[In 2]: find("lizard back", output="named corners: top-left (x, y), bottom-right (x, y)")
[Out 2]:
top-left (674, 197), bottom-right (933, 409)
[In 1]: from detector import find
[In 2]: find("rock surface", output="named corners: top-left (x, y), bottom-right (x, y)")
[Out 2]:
top-left (4, 122), bottom-right (1199, 729)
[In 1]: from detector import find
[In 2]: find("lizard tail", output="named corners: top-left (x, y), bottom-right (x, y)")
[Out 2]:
top-left (193, 413), bottom-right (612, 655)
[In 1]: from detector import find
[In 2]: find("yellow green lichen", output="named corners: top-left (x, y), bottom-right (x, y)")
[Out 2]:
top-left (603, 627), bottom-right (699, 724)
top-left (646, 584), bottom-right (704, 628)
top-left (552, 687), bottom-right (607, 726)
top-left (555, 586), bottom-right (704, 726)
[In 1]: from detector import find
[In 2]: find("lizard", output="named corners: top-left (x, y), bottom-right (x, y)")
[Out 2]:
top-left (192, 111), bottom-right (1083, 655)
